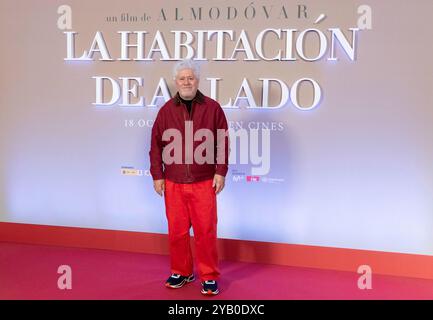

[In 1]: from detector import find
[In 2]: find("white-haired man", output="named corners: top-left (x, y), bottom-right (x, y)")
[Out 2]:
top-left (149, 59), bottom-right (229, 295)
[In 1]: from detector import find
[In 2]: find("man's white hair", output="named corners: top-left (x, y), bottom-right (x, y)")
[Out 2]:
top-left (173, 59), bottom-right (200, 80)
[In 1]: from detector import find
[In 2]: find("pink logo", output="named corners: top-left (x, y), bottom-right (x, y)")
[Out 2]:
top-left (246, 176), bottom-right (260, 182)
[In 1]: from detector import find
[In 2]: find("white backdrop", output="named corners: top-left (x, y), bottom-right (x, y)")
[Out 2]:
top-left (1, 0), bottom-right (432, 255)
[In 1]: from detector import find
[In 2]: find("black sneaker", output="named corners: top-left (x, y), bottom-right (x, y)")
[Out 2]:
top-left (201, 280), bottom-right (219, 295)
top-left (165, 273), bottom-right (195, 288)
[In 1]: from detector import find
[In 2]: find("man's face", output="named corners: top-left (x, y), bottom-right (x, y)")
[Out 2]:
top-left (175, 68), bottom-right (199, 100)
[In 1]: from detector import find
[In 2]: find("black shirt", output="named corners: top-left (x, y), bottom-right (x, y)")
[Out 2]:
top-left (180, 97), bottom-right (193, 116)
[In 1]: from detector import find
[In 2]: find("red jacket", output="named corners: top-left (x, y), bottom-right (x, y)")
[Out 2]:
top-left (149, 90), bottom-right (229, 183)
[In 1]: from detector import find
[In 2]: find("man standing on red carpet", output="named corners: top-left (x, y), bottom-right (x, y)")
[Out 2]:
top-left (149, 59), bottom-right (229, 296)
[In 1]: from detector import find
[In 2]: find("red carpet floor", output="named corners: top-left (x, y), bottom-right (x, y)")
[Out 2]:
top-left (1, 242), bottom-right (432, 300)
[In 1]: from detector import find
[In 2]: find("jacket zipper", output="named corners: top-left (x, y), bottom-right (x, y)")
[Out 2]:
top-left (183, 102), bottom-right (194, 181)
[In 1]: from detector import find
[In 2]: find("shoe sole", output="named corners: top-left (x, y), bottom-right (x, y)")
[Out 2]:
top-left (165, 276), bottom-right (195, 289)
top-left (201, 288), bottom-right (220, 295)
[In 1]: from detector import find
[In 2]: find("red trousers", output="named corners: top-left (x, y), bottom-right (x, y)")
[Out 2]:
top-left (164, 179), bottom-right (220, 281)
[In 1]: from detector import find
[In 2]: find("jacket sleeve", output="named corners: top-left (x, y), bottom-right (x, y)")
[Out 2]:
top-left (215, 104), bottom-right (229, 177)
top-left (149, 110), bottom-right (165, 180)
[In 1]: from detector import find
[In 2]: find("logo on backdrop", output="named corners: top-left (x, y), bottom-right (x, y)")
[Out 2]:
top-left (120, 167), bottom-right (151, 176)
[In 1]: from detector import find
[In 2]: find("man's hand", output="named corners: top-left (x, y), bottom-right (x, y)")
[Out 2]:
top-left (153, 179), bottom-right (165, 196)
top-left (212, 174), bottom-right (225, 195)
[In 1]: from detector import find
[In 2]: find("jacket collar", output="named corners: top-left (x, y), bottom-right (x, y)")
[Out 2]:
top-left (174, 90), bottom-right (205, 106)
